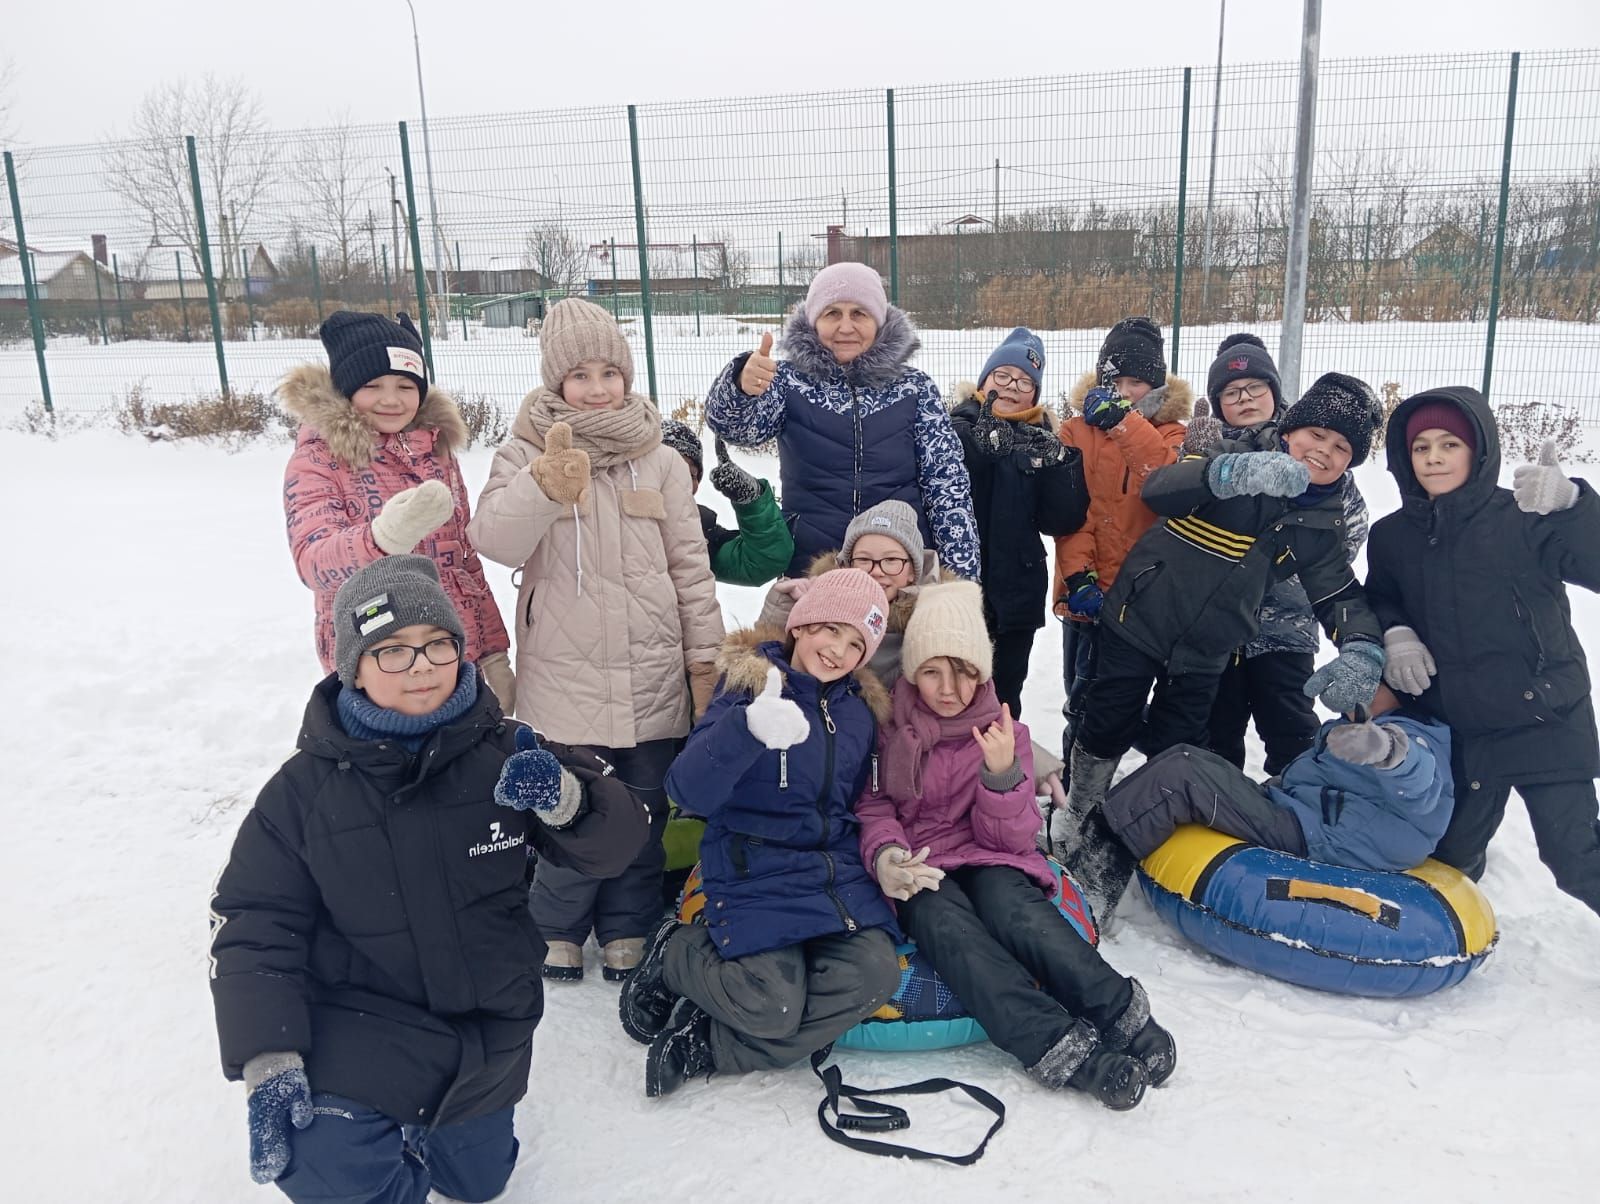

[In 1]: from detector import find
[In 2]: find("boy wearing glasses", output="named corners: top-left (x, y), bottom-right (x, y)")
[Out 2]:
top-left (209, 555), bottom-right (649, 1202)
top-left (950, 328), bottom-right (1087, 716)
top-left (1185, 334), bottom-right (1371, 775)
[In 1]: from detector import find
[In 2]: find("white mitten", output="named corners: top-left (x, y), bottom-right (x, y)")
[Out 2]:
top-left (1512, 439), bottom-right (1579, 515)
top-left (744, 667), bottom-right (810, 750)
top-left (370, 479), bottom-right (453, 554)
top-left (874, 845), bottom-right (944, 901)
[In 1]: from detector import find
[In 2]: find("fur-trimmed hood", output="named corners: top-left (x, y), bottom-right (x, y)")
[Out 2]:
top-left (1064, 370), bottom-right (1194, 425)
top-left (278, 362), bottom-right (467, 468)
top-left (778, 304), bottom-right (922, 391)
top-left (948, 379), bottom-right (1060, 433)
top-left (715, 625), bottom-right (891, 725)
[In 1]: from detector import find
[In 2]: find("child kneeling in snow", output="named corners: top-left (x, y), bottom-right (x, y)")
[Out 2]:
top-left (856, 580), bottom-right (1174, 1110)
top-left (618, 569), bottom-right (903, 1098)
top-left (208, 556), bottom-right (649, 1201)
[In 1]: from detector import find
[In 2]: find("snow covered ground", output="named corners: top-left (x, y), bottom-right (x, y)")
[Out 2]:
top-left (8, 416), bottom-right (1600, 1202)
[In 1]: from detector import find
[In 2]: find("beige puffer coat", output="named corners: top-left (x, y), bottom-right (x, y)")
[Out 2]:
top-left (469, 390), bottom-right (724, 748)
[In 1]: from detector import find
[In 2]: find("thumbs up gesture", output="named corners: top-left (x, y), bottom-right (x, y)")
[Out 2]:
top-left (971, 390), bottom-right (1014, 458)
top-left (744, 666), bottom-right (811, 749)
top-left (709, 434), bottom-right (763, 506)
top-left (1183, 394), bottom-right (1224, 456)
top-left (1512, 438), bottom-right (1579, 514)
top-left (738, 331), bottom-right (778, 397)
top-left (530, 421), bottom-right (591, 506)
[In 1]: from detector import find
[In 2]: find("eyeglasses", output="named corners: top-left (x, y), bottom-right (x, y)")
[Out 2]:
top-left (989, 369), bottom-right (1037, 396)
top-left (363, 636), bottom-right (463, 674)
top-left (1218, 381), bottom-right (1271, 406)
top-left (849, 554), bottom-right (911, 576)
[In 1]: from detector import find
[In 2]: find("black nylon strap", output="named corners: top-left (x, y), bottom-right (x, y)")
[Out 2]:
top-left (811, 1048), bottom-right (1005, 1165)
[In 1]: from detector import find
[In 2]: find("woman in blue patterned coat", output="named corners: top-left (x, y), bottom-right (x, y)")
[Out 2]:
top-left (705, 262), bottom-right (979, 579)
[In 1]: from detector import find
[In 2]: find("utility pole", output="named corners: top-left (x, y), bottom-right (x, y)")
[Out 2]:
top-left (404, 0), bottom-right (450, 338)
top-left (1201, 0), bottom-right (1226, 310)
top-left (993, 158), bottom-right (1000, 229)
top-left (387, 169), bottom-right (403, 279)
top-left (1279, 0), bottom-right (1322, 401)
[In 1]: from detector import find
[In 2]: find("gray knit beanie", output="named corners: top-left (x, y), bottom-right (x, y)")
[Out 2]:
top-left (540, 298), bottom-right (635, 394)
top-left (332, 554), bottom-right (467, 686)
top-left (838, 499), bottom-right (926, 570)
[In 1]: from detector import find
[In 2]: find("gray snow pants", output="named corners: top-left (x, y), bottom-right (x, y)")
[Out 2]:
top-left (662, 923), bottom-right (899, 1075)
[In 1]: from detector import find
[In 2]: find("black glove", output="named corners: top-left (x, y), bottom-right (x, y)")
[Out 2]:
top-left (970, 393), bottom-right (1015, 458)
top-left (709, 436), bottom-right (763, 507)
top-left (1011, 421), bottom-right (1071, 468)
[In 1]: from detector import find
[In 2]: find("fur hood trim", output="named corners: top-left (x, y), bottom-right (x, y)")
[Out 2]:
top-left (715, 626), bottom-right (892, 724)
top-left (278, 362), bottom-right (467, 468)
top-left (779, 305), bottom-right (922, 391)
top-left (1064, 370), bottom-right (1193, 425)
top-left (949, 380), bottom-right (1059, 432)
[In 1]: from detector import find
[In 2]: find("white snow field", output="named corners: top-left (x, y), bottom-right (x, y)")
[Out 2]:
top-left (6, 342), bottom-right (1600, 1202)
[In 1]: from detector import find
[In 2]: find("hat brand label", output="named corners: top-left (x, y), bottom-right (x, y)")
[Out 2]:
top-left (354, 591), bottom-right (398, 636)
top-left (863, 605), bottom-right (886, 637)
top-left (868, 516), bottom-right (892, 529)
top-left (388, 347), bottom-right (424, 376)
top-left (1228, 356), bottom-right (1249, 371)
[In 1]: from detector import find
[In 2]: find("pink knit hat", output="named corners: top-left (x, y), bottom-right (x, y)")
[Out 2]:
top-left (786, 568), bottom-right (891, 661)
top-left (803, 263), bottom-right (889, 327)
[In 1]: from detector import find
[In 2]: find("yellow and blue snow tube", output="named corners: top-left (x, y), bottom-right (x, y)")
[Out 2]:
top-left (1139, 825), bottom-right (1497, 998)
top-left (677, 859), bottom-right (1098, 1051)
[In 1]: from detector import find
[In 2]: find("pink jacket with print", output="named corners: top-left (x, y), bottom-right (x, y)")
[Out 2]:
top-left (856, 702), bottom-right (1052, 894)
top-left (279, 363), bottom-right (510, 674)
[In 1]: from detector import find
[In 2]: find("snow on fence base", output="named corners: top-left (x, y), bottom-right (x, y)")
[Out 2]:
top-left (1139, 825), bottom-right (1499, 998)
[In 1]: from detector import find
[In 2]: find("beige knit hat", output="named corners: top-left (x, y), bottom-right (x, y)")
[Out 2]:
top-left (540, 298), bottom-right (635, 394)
top-left (900, 580), bottom-right (993, 682)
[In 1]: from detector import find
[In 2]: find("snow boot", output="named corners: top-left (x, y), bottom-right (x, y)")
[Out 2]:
top-left (1027, 1019), bottom-right (1147, 1111)
top-left (541, 940), bottom-right (584, 982)
top-left (1104, 979), bottom-right (1176, 1087)
top-left (602, 936), bottom-right (646, 983)
top-left (645, 999), bottom-right (715, 1099)
top-left (619, 918), bottom-right (683, 1045)
top-left (1056, 744), bottom-right (1135, 926)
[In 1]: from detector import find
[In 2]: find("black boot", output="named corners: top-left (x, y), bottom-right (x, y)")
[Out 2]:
top-left (1103, 979), bottom-right (1176, 1087)
top-left (645, 999), bottom-right (715, 1099)
top-left (618, 917), bottom-right (683, 1045)
top-left (1068, 1045), bottom-right (1149, 1111)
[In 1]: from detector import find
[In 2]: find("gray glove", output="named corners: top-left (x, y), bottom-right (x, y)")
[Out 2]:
top-left (1382, 626), bottom-right (1436, 696)
top-left (370, 479), bottom-right (453, 554)
top-left (1207, 451), bottom-right (1310, 499)
top-left (1303, 642), bottom-right (1386, 714)
top-left (1512, 439), bottom-right (1579, 515)
top-left (1326, 720), bottom-right (1410, 769)
top-left (709, 436), bottom-right (763, 507)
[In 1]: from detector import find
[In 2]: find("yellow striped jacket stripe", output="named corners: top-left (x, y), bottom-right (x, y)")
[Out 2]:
top-left (1165, 514), bottom-right (1256, 561)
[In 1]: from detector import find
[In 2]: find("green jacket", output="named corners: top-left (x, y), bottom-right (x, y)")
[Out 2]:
top-left (698, 481), bottom-right (794, 587)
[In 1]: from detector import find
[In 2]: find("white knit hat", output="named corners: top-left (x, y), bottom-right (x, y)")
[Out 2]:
top-left (900, 580), bottom-right (993, 682)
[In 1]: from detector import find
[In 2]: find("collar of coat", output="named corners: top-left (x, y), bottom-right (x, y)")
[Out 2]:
top-left (278, 362), bottom-right (468, 469)
top-left (1064, 370), bottom-right (1194, 425)
top-left (802, 548), bottom-right (947, 635)
top-left (948, 380), bottom-right (1059, 433)
top-left (778, 305), bottom-right (922, 391)
top-left (715, 625), bottom-right (892, 724)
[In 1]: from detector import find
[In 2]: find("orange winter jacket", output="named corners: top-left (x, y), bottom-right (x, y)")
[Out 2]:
top-left (1052, 371), bottom-right (1194, 617)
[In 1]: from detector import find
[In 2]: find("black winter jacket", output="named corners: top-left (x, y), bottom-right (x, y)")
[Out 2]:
top-left (209, 675), bottom-right (651, 1129)
top-left (949, 385), bottom-right (1088, 632)
top-left (1365, 385), bottom-right (1600, 787)
top-left (1102, 442), bottom-right (1381, 675)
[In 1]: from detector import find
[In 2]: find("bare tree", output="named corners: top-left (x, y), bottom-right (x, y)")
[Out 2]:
top-left (520, 223), bottom-right (588, 295)
top-left (0, 56), bottom-right (17, 147)
top-left (105, 75), bottom-right (276, 293)
top-left (704, 230), bottom-right (752, 290)
top-left (297, 116), bottom-right (377, 284)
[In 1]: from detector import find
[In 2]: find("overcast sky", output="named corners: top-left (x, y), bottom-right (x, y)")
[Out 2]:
top-left (7, 0), bottom-right (1600, 147)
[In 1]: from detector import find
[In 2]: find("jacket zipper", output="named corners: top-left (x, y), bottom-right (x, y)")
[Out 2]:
top-left (851, 389), bottom-right (863, 516)
top-left (1511, 587), bottom-right (1548, 673)
top-left (814, 696), bottom-right (856, 932)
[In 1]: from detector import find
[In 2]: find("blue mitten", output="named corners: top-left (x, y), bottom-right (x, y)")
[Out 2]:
top-left (1082, 386), bottom-right (1132, 431)
top-left (1303, 642), bottom-right (1386, 714)
top-left (1207, 451), bottom-right (1311, 499)
top-left (495, 726), bottom-right (585, 828)
top-left (244, 1052), bottom-right (313, 1184)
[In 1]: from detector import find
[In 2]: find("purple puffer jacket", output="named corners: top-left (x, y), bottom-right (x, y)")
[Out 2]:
top-left (857, 696), bottom-right (1052, 894)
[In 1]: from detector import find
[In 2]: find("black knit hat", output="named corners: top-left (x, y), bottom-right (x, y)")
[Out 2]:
top-left (1098, 316), bottom-right (1167, 389)
top-left (1279, 372), bottom-right (1384, 466)
top-left (660, 419), bottom-right (704, 478)
top-left (319, 310), bottom-right (428, 399)
top-left (1207, 333), bottom-right (1282, 415)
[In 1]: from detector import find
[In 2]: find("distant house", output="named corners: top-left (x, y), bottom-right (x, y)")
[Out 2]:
top-left (0, 240), bottom-right (117, 301)
top-left (476, 291), bottom-right (547, 329)
top-left (586, 242), bottom-right (724, 295)
top-left (242, 245), bottom-right (280, 298)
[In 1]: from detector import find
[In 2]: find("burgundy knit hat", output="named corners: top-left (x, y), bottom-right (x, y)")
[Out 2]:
top-left (1405, 400), bottom-right (1477, 453)
top-left (787, 568), bottom-right (891, 661)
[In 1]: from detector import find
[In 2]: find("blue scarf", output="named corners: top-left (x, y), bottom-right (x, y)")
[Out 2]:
top-left (337, 662), bottom-right (479, 751)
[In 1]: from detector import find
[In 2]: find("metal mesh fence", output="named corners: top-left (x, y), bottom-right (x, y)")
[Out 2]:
top-left (4, 48), bottom-right (1598, 431)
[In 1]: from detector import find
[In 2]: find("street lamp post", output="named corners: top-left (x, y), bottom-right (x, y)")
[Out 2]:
top-left (404, 0), bottom-right (450, 339)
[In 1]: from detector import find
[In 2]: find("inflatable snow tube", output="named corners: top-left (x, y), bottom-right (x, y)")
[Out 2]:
top-left (676, 859), bottom-right (1098, 1051)
top-left (1138, 825), bottom-right (1498, 998)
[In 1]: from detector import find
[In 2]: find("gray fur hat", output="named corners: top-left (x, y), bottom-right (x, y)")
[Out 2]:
top-left (332, 555), bottom-right (466, 686)
top-left (839, 499), bottom-right (925, 570)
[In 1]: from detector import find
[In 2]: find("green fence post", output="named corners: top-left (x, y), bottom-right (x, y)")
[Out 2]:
top-left (609, 237), bottom-right (620, 318)
top-left (692, 235), bottom-right (702, 336)
top-left (398, 122), bottom-right (435, 376)
top-left (539, 241), bottom-right (549, 320)
top-left (626, 103), bottom-right (659, 402)
top-left (176, 252), bottom-right (191, 342)
top-left (1360, 207), bottom-right (1372, 323)
top-left (4, 151), bottom-right (51, 413)
top-left (777, 231), bottom-right (784, 316)
top-left (92, 251), bottom-right (110, 344)
top-left (241, 248), bottom-right (256, 340)
top-left (1171, 67), bottom-right (1192, 375)
top-left (1483, 51), bottom-right (1520, 402)
top-left (381, 244), bottom-right (394, 314)
top-left (113, 252), bottom-right (128, 336)
top-left (185, 135), bottom-right (229, 396)
top-left (886, 88), bottom-right (899, 306)
top-left (455, 240), bottom-right (468, 340)
top-left (310, 245), bottom-right (324, 324)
